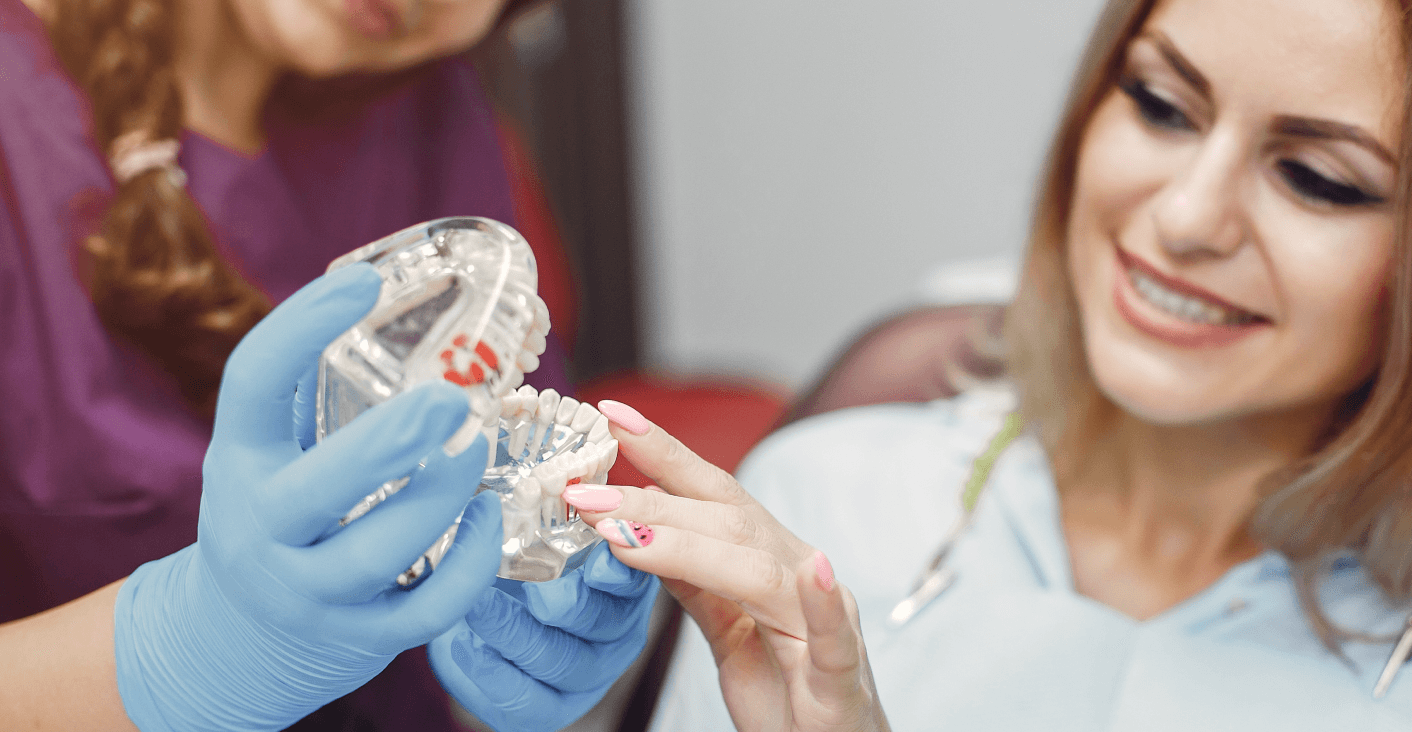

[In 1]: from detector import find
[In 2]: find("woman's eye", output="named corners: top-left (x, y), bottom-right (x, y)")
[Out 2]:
top-left (1120, 79), bottom-right (1192, 131)
top-left (1276, 160), bottom-right (1382, 207)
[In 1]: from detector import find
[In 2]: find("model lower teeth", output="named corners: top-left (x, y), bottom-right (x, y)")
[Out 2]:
top-left (1129, 269), bottom-right (1253, 326)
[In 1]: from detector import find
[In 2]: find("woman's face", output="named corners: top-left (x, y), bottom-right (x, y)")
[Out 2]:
top-left (227, 0), bottom-right (511, 77)
top-left (1066, 0), bottom-right (1404, 426)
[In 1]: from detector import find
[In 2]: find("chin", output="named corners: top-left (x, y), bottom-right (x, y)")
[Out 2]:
top-left (1082, 328), bottom-right (1246, 427)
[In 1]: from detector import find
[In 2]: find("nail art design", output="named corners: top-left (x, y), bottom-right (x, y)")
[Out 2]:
top-left (563, 484), bottom-right (625, 512)
top-left (597, 518), bottom-right (654, 548)
top-left (814, 551), bottom-right (835, 592)
top-left (596, 400), bottom-right (652, 436)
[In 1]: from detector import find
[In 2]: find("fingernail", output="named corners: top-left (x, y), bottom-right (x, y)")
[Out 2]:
top-left (563, 484), bottom-right (624, 512)
top-left (596, 400), bottom-right (651, 436)
top-left (814, 551), bottom-right (835, 592)
top-left (643, 484), bottom-right (666, 494)
top-left (596, 518), bottom-right (654, 548)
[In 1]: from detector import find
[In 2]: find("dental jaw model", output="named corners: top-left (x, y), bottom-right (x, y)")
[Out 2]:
top-left (488, 386), bottom-right (618, 581)
top-left (316, 217), bottom-right (609, 583)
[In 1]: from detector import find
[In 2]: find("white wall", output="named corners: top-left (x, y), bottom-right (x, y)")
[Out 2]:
top-left (627, 0), bottom-right (1107, 389)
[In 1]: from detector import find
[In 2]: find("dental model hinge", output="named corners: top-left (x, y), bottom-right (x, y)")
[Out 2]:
top-left (1373, 614), bottom-right (1412, 699)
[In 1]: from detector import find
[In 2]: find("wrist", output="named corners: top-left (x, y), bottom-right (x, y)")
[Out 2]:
top-left (114, 545), bottom-right (390, 731)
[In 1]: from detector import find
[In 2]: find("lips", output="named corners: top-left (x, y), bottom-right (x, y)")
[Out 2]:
top-left (346, 0), bottom-right (402, 40)
top-left (1111, 246), bottom-right (1271, 348)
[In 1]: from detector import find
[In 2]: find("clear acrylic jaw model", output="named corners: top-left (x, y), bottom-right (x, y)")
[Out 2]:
top-left (316, 217), bottom-right (609, 583)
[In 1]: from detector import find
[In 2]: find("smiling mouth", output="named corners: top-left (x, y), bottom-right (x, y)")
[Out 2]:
top-left (1126, 268), bottom-right (1261, 325)
top-left (1116, 250), bottom-right (1267, 327)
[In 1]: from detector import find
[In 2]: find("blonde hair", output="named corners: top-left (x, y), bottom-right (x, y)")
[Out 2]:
top-left (1004, 0), bottom-right (1412, 646)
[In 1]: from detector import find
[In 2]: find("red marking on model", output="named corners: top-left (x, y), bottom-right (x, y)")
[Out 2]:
top-left (566, 477), bottom-right (581, 486)
top-left (469, 364), bottom-right (486, 384)
top-left (443, 369), bottom-right (471, 387)
top-left (475, 341), bottom-right (498, 370)
top-left (440, 349), bottom-right (454, 364)
top-left (452, 334), bottom-right (469, 348)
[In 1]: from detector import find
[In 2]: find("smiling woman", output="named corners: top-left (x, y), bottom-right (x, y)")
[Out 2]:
top-left (551, 0), bottom-right (1412, 729)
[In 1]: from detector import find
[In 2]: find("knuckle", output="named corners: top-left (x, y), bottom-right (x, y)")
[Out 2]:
top-left (720, 506), bottom-right (757, 546)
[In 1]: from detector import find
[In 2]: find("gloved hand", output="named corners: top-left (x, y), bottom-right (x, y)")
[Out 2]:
top-left (429, 542), bottom-right (660, 732)
top-left (114, 263), bottom-right (506, 731)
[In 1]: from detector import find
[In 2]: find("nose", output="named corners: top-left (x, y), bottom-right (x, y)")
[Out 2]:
top-left (1151, 129), bottom-right (1248, 260)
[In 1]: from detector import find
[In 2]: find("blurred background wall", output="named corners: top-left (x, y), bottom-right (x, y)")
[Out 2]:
top-left (628, 0), bottom-right (1107, 388)
top-left (479, 0), bottom-right (1109, 391)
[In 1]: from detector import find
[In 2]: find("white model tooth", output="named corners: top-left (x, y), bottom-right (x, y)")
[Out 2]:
top-left (504, 367), bottom-right (525, 391)
top-left (588, 414), bottom-right (610, 444)
top-left (533, 297), bottom-right (551, 332)
top-left (525, 329), bottom-right (547, 356)
top-left (570, 402), bottom-right (600, 434)
top-left (536, 389), bottom-right (559, 424)
top-left (555, 396), bottom-right (580, 425)
top-left (554, 452), bottom-right (582, 482)
top-left (598, 439), bottom-right (619, 474)
top-left (518, 350), bottom-right (540, 374)
top-left (508, 420), bottom-right (533, 459)
top-left (500, 393), bottom-right (522, 417)
top-left (535, 461), bottom-right (568, 497)
top-left (514, 477), bottom-right (542, 507)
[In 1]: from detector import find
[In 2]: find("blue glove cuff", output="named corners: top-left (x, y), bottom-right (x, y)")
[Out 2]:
top-left (115, 545), bottom-right (392, 731)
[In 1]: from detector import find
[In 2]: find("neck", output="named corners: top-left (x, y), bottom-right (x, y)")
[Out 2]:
top-left (1057, 397), bottom-right (1334, 618)
top-left (173, 0), bottom-right (281, 154)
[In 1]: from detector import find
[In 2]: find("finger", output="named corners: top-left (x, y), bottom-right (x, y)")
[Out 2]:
top-left (568, 483), bottom-right (776, 551)
top-left (428, 626), bottom-right (605, 732)
top-left (595, 400), bottom-right (749, 505)
top-left (378, 490), bottom-right (504, 648)
top-left (463, 588), bottom-right (616, 693)
top-left (292, 362), bottom-right (318, 450)
top-left (261, 382), bottom-right (470, 546)
top-left (521, 544), bottom-right (659, 642)
top-left (797, 552), bottom-right (865, 695)
top-left (215, 263), bottom-right (382, 446)
top-left (294, 433), bottom-right (489, 602)
top-left (593, 521), bottom-right (806, 639)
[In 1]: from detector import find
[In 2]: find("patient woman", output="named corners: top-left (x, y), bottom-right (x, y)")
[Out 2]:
top-left (568, 0), bottom-right (1412, 728)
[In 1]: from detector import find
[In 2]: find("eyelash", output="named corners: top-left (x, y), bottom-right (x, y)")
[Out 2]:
top-left (1118, 78), bottom-right (1383, 208)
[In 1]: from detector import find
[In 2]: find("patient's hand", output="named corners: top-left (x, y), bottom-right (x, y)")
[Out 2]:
top-left (564, 400), bottom-right (890, 732)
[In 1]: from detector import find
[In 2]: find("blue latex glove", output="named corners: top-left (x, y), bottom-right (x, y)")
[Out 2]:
top-left (430, 542), bottom-right (661, 732)
top-left (114, 263), bottom-right (505, 731)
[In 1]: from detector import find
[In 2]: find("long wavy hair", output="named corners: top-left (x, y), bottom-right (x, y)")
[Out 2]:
top-left (46, 0), bottom-right (272, 416)
top-left (1004, 0), bottom-right (1412, 647)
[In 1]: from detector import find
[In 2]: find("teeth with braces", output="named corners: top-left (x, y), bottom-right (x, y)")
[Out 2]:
top-left (1129, 268), bottom-right (1258, 326)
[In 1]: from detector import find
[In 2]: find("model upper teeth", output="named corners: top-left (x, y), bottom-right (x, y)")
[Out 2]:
top-left (1129, 268), bottom-right (1256, 326)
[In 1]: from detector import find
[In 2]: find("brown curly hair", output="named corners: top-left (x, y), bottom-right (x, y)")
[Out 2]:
top-left (48, 0), bottom-right (272, 416)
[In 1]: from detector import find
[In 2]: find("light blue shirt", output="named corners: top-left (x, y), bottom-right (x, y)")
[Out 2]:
top-left (648, 389), bottom-right (1412, 731)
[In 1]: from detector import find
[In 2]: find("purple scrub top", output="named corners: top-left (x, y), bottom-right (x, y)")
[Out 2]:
top-left (0, 1), bottom-right (570, 729)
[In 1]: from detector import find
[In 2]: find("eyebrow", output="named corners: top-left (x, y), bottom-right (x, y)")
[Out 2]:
top-left (1135, 31), bottom-right (1397, 166)
top-left (1273, 117), bottom-right (1396, 164)
top-left (1139, 31), bottom-right (1210, 97)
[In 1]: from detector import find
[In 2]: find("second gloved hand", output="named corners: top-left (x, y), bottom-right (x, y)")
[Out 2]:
top-left (429, 542), bottom-right (660, 732)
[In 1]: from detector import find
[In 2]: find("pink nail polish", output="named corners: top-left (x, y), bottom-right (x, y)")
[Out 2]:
top-left (596, 518), bottom-right (654, 548)
top-left (563, 484), bottom-right (624, 512)
top-left (596, 400), bottom-right (652, 436)
top-left (814, 551), bottom-right (835, 592)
